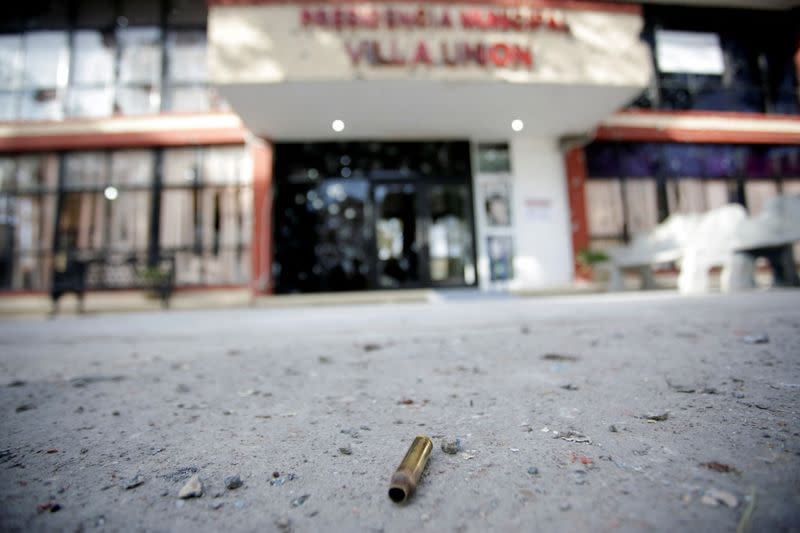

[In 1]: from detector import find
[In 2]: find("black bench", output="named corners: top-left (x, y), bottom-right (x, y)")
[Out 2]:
top-left (50, 252), bottom-right (176, 314)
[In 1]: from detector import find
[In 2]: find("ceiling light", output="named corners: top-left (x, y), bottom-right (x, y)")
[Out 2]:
top-left (332, 119), bottom-right (345, 132)
top-left (511, 119), bottom-right (524, 132)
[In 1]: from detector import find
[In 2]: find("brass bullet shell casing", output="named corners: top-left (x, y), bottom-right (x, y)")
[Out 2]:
top-left (389, 436), bottom-right (433, 504)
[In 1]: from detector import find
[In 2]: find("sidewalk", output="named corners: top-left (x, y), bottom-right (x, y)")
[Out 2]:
top-left (1, 290), bottom-right (798, 532)
top-left (0, 268), bottom-right (781, 318)
top-left (0, 285), bottom-right (608, 318)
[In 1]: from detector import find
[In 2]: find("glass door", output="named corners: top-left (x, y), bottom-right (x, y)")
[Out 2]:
top-left (373, 182), bottom-right (422, 289)
top-left (426, 183), bottom-right (476, 286)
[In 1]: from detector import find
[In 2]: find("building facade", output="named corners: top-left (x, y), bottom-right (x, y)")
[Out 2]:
top-left (0, 0), bottom-right (798, 297)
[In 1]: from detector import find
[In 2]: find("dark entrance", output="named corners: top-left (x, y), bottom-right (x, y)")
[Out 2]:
top-left (272, 141), bottom-right (476, 294)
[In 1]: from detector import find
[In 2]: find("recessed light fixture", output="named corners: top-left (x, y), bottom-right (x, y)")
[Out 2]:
top-left (332, 119), bottom-right (345, 132)
top-left (104, 186), bottom-right (119, 200)
top-left (511, 119), bottom-right (524, 132)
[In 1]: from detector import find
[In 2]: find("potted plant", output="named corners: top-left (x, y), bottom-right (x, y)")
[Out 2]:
top-left (576, 248), bottom-right (610, 282)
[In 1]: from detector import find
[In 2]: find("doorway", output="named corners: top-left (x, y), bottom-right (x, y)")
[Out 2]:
top-left (272, 141), bottom-right (476, 293)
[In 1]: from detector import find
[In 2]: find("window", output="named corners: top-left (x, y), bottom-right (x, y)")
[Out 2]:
top-left (117, 28), bottom-right (162, 115)
top-left (632, 6), bottom-right (799, 114)
top-left (477, 144), bottom-right (511, 174)
top-left (655, 30), bottom-right (724, 75)
top-left (0, 0), bottom-right (223, 121)
top-left (165, 30), bottom-right (210, 112)
top-left (20, 31), bottom-right (69, 120)
top-left (585, 142), bottom-right (800, 251)
top-left (120, 0), bottom-right (162, 26)
top-left (168, 0), bottom-right (208, 26)
top-left (0, 154), bottom-right (59, 290)
top-left (75, 0), bottom-right (117, 29)
top-left (68, 30), bottom-right (116, 118)
top-left (0, 35), bottom-right (23, 91)
top-left (585, 179), bottom-right (624, 245)
top-left (59, 151), bottom-right (153, 259)
top-left (161, 146), bottom-right (251, 286)
top-left (624, 179), bottom-right (659, 234)
top-left (0, 146), bottom-right (252, 290)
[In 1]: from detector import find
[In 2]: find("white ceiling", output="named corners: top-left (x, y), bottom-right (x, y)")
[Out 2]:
top-left (219, 80), bottom-right (644, 141)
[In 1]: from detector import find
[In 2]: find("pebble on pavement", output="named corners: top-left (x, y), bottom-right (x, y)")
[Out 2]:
top-left (178, 475), bottom-right (203, 499)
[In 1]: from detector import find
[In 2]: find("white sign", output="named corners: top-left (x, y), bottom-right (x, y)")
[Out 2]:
top-left (523, 197), bottom-right (552, 221)
top-left (655, 30), bottom-right (724, 75)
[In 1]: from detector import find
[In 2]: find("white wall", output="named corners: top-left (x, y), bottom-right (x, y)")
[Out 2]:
top-left (474, 137), bottom-right (574, 290)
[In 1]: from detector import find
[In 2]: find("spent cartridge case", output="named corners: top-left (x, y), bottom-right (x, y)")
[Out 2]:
top-left (388, 435), bottom-right (433, 504)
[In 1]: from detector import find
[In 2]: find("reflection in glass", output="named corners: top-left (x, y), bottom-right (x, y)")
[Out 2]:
top-left (110, 150), bottom-right (154, 187)
top-left (0, 92), bottom-right (17, 121)
top-left (22, 32), bottom-right (69, 89)
top-left (428, 185), bottom-right (474, 285)
top-left (204, 147), bottom-right (244, 185)
top-left (58, 191), bottom-right (106, 252)
top-left (2, 193), bottom-right (57, 290)
top-left (64, 152), bottom-right (106, 189)
top-left (374, 183), bottom-right (418, 288)
top-left (0, 35), bottom-right (22, 89)
top-left (116, 86), bottom-right (160, 115)
top-left (166, 31), bottom-right (207, 83)
top-left (66, 87), bottom-right (114, 118)
top-left (165, 86), bottom-right (209, 113)
top-left (16, 155), bottom-right (59, 192)
top-left (477, 143), bottom-right (511, 173)
top-left (20, 89), bottom-right (63, 121)
top-left (160, 146), bottom-right (251, 286)
top-left (72, 31), bottom-right (115, 85)
top-left (118, 28), bottom-right (162, 85)
top-left (0, 158), bottom-right (14, 191)
top-left (274, 179), bottom-right (370, 293)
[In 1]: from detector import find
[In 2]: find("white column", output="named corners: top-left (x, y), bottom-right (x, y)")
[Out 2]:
top-left (507, 137), bottom-right (574, 289)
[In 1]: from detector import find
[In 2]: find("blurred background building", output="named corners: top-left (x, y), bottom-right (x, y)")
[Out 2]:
top-left (0, 0), bottom-right (797, 297)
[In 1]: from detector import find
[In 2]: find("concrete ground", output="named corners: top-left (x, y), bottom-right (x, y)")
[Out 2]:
top-left (0, 290), bottom-right (799, 532)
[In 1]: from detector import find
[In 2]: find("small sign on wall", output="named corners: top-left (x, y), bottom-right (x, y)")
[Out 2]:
top-left (523, 197), bottom-right (553, 221)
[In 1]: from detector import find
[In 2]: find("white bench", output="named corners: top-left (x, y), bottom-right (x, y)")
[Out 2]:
top-left (725, 195), bottom-right (800, 291)
top-left (607, 212), bottom-right (701, 291)
top-left (608, 195), bottom-right (800, 294)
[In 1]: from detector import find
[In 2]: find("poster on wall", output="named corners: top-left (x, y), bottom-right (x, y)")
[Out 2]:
top-left (488, 235), bottom-right (514, 282)
top-left (482, 181), bottom-right (512, 227)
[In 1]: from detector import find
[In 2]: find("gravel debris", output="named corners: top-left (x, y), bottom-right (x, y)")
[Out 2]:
top-left (742, 334), bottom-right (769, 344)
top-left (701, 488), bottom-right (738, 508)
top-left (556, 430), bottom-right (592, 444)
top-left (270, 473), bottom-right (296, 486)
top-left (639, 412), bottom-right (669, 422)
top-left (275, 515), bottom-right (291, 530)
top-left (123, 474), bottom-right (145, 490)
top-left (224, 475), bottom-right (243, 490)
top-left (441, 438), bottom-right (462, 454)
top-left (178, 475), bottom-right (203, 499)
top-left (542, 353), bottom-right (580, 362)
top-left (291, 494), bottom-right (310, 507)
